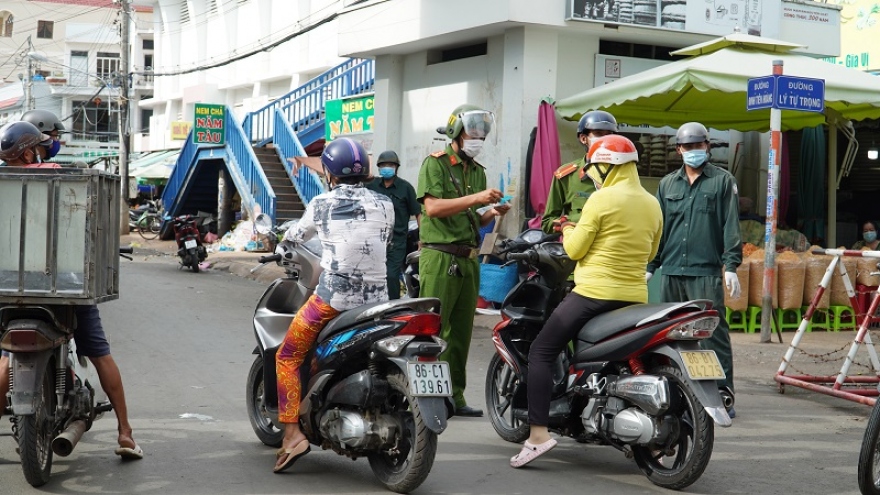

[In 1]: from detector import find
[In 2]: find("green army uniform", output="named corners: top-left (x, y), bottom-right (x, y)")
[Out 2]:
top-left (365, 176), bottom-right (420, 299)
top-left (647, 164), bottom-right (742, 391)
top-left (540, 157), bottom-right (597, 234)
top-left (417, 144), bottom-right (487, 408)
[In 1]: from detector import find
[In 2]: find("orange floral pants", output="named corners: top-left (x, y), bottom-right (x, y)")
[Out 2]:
top-left (276, 294), bottom-right (339, 423)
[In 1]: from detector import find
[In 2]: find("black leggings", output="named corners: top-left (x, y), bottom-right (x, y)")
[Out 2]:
top-left (527, 292), bottom-right (633, 426)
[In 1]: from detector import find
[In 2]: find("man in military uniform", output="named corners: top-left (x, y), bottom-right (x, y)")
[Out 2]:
top-left (417, 104), bottom-right (509, 417)
top-left (541, 110), bottom-right (618, 234)
top-left (365, 150), bottom-right (421, 299)
top-left (646, 121), bottom-right (742, 417)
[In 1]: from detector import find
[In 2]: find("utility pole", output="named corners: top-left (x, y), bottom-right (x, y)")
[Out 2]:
top-left (24, 35), bottom-right (33, 111)
top-left (119, 0), bottom-right (131, 233)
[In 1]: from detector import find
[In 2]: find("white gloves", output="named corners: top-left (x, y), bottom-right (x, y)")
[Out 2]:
top-left (724, 271), bottom-right (741, 298)
top-left (645, 272), bottom-right (653, 282)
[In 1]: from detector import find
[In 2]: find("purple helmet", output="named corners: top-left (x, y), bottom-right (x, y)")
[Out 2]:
top-left (321, 138), bottom-right (369, 179)
top-left (0, 121), bottom-right (52, 161)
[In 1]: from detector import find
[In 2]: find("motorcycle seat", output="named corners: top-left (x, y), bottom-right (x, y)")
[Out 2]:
top-left (317, 297), bottom-right (442, 342)
top-left (577, 300), bottom-right (709, 343)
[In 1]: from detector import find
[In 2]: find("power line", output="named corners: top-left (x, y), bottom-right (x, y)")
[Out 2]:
top-left (136, 11), bottom-right (338, 77)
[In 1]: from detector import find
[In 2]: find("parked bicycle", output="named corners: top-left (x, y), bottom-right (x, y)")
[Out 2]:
top-left (130, 200), bottom-right (163, 240)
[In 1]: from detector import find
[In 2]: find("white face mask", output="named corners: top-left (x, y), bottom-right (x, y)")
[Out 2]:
top-left (461, 139), bottom-right (484, 158)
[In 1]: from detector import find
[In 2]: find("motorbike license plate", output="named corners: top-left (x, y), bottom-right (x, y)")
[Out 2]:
top-left (184, 239), bottom-right (197, 249)
top-left (680, 350), bottom-right (726, 381)
top-left (407, 361), bottom-right (453, 397)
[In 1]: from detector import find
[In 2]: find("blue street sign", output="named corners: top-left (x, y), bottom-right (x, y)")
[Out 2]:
top-left (747, 76), bottom-right (775, 110)
top-left (775, 75), bottom-right (825, 112)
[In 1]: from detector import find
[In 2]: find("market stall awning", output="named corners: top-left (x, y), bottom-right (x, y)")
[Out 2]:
top-left (52, 149), bottom-right (119, 165)
top-left (556, 33), bottom-right (880, 132)
top-left (129, 150), bottom-right (177, 170)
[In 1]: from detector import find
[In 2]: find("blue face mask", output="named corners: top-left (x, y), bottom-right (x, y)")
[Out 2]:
top-left (865, 231), bottom-right (878, 243)
top-left (378, 166), bottom-right (396, 179)
top-left (682, 149), bottom-right (708, 168)
top-left (48, 139), bottom-right (61, 158)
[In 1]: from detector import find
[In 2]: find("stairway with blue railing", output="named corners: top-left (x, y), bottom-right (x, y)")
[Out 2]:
top-left (161, 58), bottom-right (374, 229)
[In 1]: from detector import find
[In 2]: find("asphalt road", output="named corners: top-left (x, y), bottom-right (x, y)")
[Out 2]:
top-left (0, 253), bottom-right (873, 494)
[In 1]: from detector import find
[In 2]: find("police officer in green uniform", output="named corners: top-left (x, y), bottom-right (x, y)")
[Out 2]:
top-left (646, 122), bottom-right (742, 417)
top-left (417, 104), bottom-right (509, 417)
top-left (365, 150), bottom-right (421, 299)
top-left (541, 110), bottom-right (618, 234)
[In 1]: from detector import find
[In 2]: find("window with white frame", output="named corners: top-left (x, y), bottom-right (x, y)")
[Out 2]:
top-left (70, 99), bottom-right (119, 142)
top-left (96, 52), bottom-right (120, 84)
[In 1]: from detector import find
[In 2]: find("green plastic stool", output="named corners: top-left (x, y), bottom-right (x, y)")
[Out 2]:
top-left (830, 305), bottom-right (856, 332)
top-left (801, 306), bottom-right (829, 332)
top-left (747, 306), bottom-right (777, 334)
top-left (726, 308), bottom-right (748, 333)
top-left (776, 307), bottom-right (803, 332)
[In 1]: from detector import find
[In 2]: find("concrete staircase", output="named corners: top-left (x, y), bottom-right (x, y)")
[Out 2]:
top-left (252, 146), bottom-right (305, 223)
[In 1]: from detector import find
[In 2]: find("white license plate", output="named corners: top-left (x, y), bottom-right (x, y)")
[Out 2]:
top-left (407, 362), bottom-right (452, 397)
top-left (184, 239), bottom-right (197, 249)
top-left (680, 351), bottom-right (726, 381)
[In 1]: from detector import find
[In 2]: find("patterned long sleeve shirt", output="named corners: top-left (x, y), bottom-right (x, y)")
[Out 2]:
top-left (284, 184), bottom-right (395, 310)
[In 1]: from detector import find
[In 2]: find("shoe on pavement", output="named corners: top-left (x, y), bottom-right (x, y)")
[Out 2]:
top-left (510, 438), bottom-right (557, 468)
top-left (455, 405), bottom-right (483, 417)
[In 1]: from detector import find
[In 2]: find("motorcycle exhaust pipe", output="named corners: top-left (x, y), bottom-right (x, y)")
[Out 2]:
top-left (719, 387), bottom-right (735, 410)
top-left (52, 419), bottom-right (87, 457)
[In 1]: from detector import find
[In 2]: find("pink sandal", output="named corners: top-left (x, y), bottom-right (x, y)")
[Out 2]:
top-left (510, 438), bottom-right (557, 468)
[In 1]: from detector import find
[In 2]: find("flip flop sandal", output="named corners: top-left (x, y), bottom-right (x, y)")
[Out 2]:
top-left (273, 440), bottom-right (311, 473)
top-left (115, 443), bottom-right (144, 460)
top-left (509, 438), bottom-right (557, 468)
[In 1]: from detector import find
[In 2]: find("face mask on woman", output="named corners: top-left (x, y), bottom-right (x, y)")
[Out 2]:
top-left (865, 231), bottom-right (878, 243)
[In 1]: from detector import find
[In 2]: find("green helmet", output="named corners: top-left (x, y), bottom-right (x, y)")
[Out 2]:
top-left (437, 104), bottom-right (494, 140)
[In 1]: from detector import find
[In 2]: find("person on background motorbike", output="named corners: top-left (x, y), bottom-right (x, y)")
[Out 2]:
top-left (365, 150), bottom-right (421, 299)
top-left (274, 137), bottom-right (394, 473)
top-left (0, 120), bottom-right (143, 459)
top-left (645, 122), bottom-right (742, 417)
top-left (417, 104), bottom-right (510, 417)
top-left (510, 135), bottom-right (663, 468)
top-left (540, 110), bottom-right (617, 235)
top-left (21, 109), bottom-right (65, 160)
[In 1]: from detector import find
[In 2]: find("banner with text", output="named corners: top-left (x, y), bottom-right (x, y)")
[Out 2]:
top-left (193, 103), bottom-right (226, 145)
top-left (325, 94), bottom-right (375, 141)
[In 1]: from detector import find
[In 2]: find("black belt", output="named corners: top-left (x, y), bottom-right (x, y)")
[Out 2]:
top-left (423, 243), bottom-right (478, 259)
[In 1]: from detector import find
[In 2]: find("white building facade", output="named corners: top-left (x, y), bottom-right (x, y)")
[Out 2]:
top-left (140, 0), bottom-right (842, 234)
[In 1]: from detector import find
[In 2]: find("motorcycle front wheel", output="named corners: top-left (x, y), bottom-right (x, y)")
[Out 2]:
top-left (16, 360), bottom-right (57, 487)
top-left (632, 364), bottom-right (714, 490)
top-left (368, 373), bottom-right (437, 494)
top-left (485, 354), bottom-right (530, 443)
top-left (245, 356), bottom-right (283, 448)
top-left (858, 399), bottom-right (880, 494)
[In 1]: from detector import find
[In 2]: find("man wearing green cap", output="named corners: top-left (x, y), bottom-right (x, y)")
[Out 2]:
top-left (417, 104), bottom-right (509, 417)
top-left (365, 150), bottom-right (421, 299)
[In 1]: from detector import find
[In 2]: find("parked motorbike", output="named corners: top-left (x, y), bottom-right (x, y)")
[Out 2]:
top-left (129, 199), bottom-right (161, 233)
top-left (0, 247), bottom-right (134, 487)
top-left (247, 237), bottom-right (453, 493)
top-left (170, 214), bottom-right (207, 272)
top-left (484, 229), bottom-right (731, 490)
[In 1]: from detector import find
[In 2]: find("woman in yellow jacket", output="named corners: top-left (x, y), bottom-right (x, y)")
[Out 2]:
top-left (510, 134), bottom-right (664, 468)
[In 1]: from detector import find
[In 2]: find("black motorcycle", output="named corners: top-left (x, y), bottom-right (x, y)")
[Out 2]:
top-left (247, 239), bottom-right (453, 493)
top-left (484, 229), bottom-right (731, 490)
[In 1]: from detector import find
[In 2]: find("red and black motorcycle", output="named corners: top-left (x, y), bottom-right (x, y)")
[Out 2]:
top-left (170, 214), bottom-right (207, 272)
top-left (485, 229), bottom-right (731, 490)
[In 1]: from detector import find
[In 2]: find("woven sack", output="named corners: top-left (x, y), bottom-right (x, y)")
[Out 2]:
top-left (723, 262), bottom-right (750, 311)
top-left (857, 253), bottom-right (880, 286)
top-left (802, 249), bottom-right (831, 308)
top-left (830, 255), bottom-right (858, 306)
top-left (748, 249), bottom-right (778, 308)
top-left (776, 251), bottom-right (805, 309)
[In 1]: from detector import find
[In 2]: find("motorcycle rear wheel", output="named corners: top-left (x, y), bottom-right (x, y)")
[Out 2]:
top-left (858, 398), bottom-right (880, 494)
top-left (246, 356), bottom-right (283, 448)
top-left (485, 354), bottom-right (530, 443)
top-left (632, 364), bottom-right (714, 490)
top-left (368, 373), bottom-right (437, 494)
top-left (189, 249), bottom-right (200, 273)
top-left (16, 360), bottom-right (57, 487)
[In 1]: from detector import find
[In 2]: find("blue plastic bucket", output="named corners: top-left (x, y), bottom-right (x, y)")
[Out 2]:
top-left (479, 263), bottom-right (518, 303)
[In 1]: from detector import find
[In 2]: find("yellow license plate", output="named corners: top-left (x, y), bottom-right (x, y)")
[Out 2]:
top-left (680, 351), bottom-right (726, 381)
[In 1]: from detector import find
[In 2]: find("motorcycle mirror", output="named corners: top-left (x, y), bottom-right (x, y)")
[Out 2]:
top-left (254, 213), bottom-right (274, 234)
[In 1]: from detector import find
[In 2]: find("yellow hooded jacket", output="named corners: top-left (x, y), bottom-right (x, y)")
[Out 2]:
top-left (561, 161), bottom-right (663, 303)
